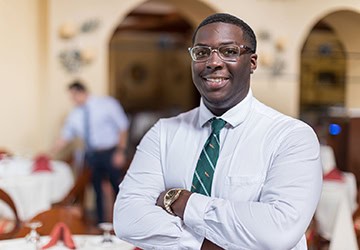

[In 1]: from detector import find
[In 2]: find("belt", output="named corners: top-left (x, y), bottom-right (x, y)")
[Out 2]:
top-left (87, 146), bottom-right (116, 153)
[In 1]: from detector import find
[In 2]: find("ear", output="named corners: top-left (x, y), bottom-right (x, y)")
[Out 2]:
top-left (250, 53), bottom-right (258, 74)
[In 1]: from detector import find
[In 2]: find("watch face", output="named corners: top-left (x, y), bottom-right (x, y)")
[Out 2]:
top-left (166, 190), bottom-right (177, 199)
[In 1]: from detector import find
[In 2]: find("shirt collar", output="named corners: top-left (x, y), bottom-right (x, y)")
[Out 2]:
top-left (198, 89), bottom-right (254, 128)
top-left (82, 95), bottom-right (93, 107)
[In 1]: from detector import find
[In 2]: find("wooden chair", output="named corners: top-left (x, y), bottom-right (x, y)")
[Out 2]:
top-left (15, 205), bottom-right (93, 237)
top-left (51, 166), bottom-right (103, 234)
top-left (306, 216), bottom-right (332, 250)
top-left (54, 166), bottom-right (91, 208)
top-left (0, 188), bottom-right (21, 240)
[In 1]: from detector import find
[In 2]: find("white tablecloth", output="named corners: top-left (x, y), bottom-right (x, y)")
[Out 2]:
top-left (320, 145), bottom-right (337, 175)
top-left (316, 173), bottom-right (359, 250)
top-left (318, 144), bottom-right (359, 249)
top-left (0, 157), bottom-right (74, 221)
top-left (0, 235), bottom-right (135, 250)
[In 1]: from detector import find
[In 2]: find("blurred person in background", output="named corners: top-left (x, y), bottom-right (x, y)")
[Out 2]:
top-left (51, 80), bottom-right (129, 223)
top-left (114, 13), bottom-right (322, 249)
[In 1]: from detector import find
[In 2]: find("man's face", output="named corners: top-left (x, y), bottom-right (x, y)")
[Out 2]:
top-left (191, 22), bottom-right (257, 115)
top-left (69, 89), bottom-right (87, 106)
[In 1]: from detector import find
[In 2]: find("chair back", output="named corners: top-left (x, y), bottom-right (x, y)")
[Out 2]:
top-left (16, 205), bottom-right (89, 237)
top-left (0, 188), bottom-right (21, 240)
top-left (56, 166), bottom-right (91, 206)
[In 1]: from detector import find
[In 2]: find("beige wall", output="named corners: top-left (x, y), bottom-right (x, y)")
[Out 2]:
top-left (0, 0), bottom-right (47, 155)
top-left (1, 0), bottom-right (360, 155)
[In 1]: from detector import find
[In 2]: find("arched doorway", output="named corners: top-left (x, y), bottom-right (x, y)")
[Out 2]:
top-left (108, 0), bottom-right (216, 155)
top-left (300, 10), bottom-right (360, 181)
top-left (300, 20), bottom-right (346, 127)
top-left (109, 2), bottom-right (196, 115)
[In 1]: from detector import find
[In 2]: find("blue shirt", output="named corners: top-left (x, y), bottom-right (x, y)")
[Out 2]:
top-left (62, 95), bottom-right (129, 150)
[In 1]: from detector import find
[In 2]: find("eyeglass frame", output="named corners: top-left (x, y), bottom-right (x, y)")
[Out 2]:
top-left (188, 44), bottom-right (255, 62)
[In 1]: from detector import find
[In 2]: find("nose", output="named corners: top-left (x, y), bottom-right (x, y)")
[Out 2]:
top-left (206, 49), bottom-right (224, 68)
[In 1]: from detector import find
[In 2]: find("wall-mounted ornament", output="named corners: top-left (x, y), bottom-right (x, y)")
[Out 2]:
top-left (58, 47), bottom-right (96, 73)
top-left (80, 47), bottom-right (96, 64)
top-left (58, 21), bottom-right (78, 39)
top-left (58, 49), bottom-right (82, 73)
top-left (257, 32), bottom-right (287, 77)
top-left (80, 19), bottom-right (100, 33)
top-left (58, 18), bottom-right (100, 73)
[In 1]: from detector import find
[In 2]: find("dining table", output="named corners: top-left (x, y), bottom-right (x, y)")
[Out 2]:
top-left (0, 234), bottom-right (136, 250)
top-left (316, 145), bottom-right (359, 250)
top-left (0, 156), bottom-right (74, 221)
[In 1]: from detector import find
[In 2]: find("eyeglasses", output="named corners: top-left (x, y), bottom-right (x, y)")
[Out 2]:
top-left (188, 44), bottom-right (254, 62)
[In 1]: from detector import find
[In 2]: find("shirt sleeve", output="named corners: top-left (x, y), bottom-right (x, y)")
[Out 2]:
top-left (61, 111), bottom-right (78, 142)
top-left (113, 121), bottom-right (203, 249)
top-left (183, 125), bottom-right (323, 249)
top-left (108, 97), bottom-right (129, 131)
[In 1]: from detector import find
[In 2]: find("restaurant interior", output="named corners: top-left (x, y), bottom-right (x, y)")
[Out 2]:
top-left (1, 0), bottom-right (360, 249)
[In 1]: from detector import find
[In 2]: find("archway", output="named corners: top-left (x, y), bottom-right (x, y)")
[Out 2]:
top-left (108, 0), bottom-right (217, 155)
top-left (300, 19), bottom-right (346, 126)
top-left (300, 10), bottom-right (360, 180)
top-left (300, 10), bottom-right (360, 121)
top-left (109, 2), bottom-right (195, 115)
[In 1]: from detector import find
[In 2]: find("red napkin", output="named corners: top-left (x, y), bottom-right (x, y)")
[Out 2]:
top-left (323, 168), bottom-right (344, 182)
top-left (32, 154), bottom-right (52, 172)
top-left (0, 150), bottom-right (10, 160)
top-left (42, 222), bottom-right (76, 249)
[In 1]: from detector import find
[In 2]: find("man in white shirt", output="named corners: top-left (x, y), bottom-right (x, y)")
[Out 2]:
top-left (114, 13), bottom-right (322, 249)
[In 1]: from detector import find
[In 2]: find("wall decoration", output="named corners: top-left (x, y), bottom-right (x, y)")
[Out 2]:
top-left (58, 49), bottom-right (82, 73)
top-left (58, 21), bottom-right (78, 39)
top-left (58, 18), bottom-right (100, 74)
top-left (257, 29), bottom-right (287, 77)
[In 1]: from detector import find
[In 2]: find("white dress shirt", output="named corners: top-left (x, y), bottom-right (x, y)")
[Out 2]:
top-left (114, 90), bottom-right (322, 249)
top-left (61, 95), bottom-right (129, 150)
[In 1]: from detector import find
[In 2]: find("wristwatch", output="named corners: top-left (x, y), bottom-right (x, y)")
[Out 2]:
top-left (163, 188), bottom-right (185, 215)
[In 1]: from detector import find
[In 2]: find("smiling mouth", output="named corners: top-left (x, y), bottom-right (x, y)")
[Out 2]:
top-left (203, 77), bottom-right (229, 89)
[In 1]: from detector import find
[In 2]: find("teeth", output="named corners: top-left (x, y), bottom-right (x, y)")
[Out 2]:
top-left (207, 78), bottom-right (226, 83)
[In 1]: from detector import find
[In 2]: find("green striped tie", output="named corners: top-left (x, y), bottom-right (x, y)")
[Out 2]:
top-left (191, 118), bottom-right (226, 196)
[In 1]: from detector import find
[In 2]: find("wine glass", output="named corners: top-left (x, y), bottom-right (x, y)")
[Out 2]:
top-left (25, 221), bottom-right (43, 246)
top-left (98, 222), bottom-right (114, 244)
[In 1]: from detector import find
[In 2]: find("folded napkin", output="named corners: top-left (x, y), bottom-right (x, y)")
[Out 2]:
top-left (0, 150), bottom-right (10, 160)
top-left (323, 168), bottom-right (344, 182)
top-left (32, 154), bottom-right (53, 172)
top-left (42, 222), bottom-right (76, 249)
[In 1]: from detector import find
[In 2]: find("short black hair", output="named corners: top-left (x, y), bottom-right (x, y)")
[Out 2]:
top-left (68, 81), bottom-right (87, 92)
top-left (192, 13), bottom-right (257, 53)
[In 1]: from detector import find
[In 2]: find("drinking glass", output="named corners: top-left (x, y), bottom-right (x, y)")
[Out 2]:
top-left (98, 222), bottom-right (114, 244)
top-left (25, 221), bottom-right (43, 247)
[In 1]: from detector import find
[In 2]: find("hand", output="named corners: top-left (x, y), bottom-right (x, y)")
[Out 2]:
top-left (112, 149), bottom-right (126, 169)
top-left (156, 190), bottom-right (167, 209)
top-left (157, 190), bottom-right (222, 249)
top-left (201, 239), bottom-right (223, 249)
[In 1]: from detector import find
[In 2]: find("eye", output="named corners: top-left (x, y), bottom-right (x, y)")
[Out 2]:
top-left (193, 47), bottom-right (210, 58)
top-left (220, 46), bottom-right (240, 57)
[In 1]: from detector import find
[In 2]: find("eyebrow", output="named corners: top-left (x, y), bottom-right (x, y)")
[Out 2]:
top-left (194, 41), bottom-right (238, 47)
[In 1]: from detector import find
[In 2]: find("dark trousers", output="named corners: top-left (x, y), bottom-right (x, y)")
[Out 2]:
top-left (85, 147), bottom-right (123, 223)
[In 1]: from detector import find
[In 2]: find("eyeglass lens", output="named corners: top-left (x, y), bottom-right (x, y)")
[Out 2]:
top-left (191, 45), bottom-right (242, 61)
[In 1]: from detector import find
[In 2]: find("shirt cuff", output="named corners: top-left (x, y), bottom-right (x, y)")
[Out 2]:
top-left (178, 225), bottom-right (204, 249)
top-left (183, 193), bottom-right (211, 236)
